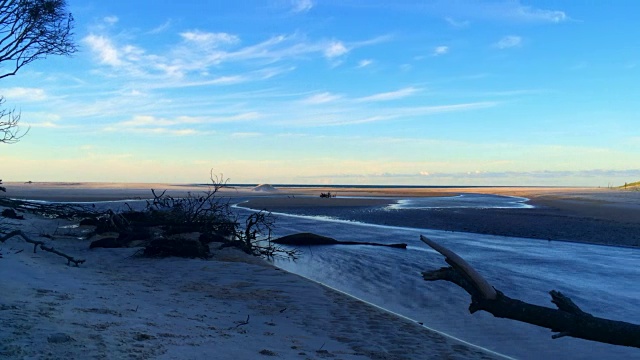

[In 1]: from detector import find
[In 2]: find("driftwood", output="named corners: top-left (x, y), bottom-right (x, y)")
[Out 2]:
top-left (274, 232), bottom-right (407, 249)
top-left (0, 230), bottom-right (85, 266)
top-left (420, 235), bottom-right (640, 348)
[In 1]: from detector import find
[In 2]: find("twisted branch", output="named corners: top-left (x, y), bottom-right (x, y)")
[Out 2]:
top-left (0, 229), bottom-right (85, 266)
top-left (420, 235), bottom-right (640, 348)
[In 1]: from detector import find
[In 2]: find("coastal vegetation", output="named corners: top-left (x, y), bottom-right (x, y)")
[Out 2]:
top-left (1, 173), bottom-right (296, 262)
top-left (621, 181), bottom-right (640, 190)
top-left (107, 173), bottom-right (296, 259)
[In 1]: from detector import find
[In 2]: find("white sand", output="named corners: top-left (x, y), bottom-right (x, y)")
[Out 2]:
top-left (0, 209), bottom-right (503, 359)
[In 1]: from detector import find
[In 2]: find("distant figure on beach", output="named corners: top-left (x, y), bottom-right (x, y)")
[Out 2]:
top-left (320, 192), bottom-right (336, 198)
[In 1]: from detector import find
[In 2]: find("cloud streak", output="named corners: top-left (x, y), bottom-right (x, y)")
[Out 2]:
top-left (287, 101), bottom-right (497, 127)
top-left (433, 45), bottom-right (449, 56)
top-left (493, 35), bottom-right (522, 49)
top-left (356, 87), bottom-right (420, 102)
top-left (0, 87), bottom-right (47, 102)
top-left (291, 0), bottom-right (313, 13)
top-left (432, 1), bottom-right (569, 24)
top-left (302, 92), bottom-right (342, 104)
top-left (82, 29), bottom-right (383, 87)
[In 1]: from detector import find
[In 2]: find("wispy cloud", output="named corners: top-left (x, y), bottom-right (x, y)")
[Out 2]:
top-left (433, 45), bottom-right (449, 56)
top-left (101, 112), bottom-right (260, 136)
top-left (507, 3), bottom-right (567, 23)
top-left (21, 112), bottom-right (63, 128)
top-left (231, 132), bottom-right (262, 138)
top-left (103, 16), bottom-right (118, 25)
top-left (458, 1), bottom-right (568, 23)
top-left (356, 87), bottom-right (420, 102)
top-left (302, 92), bottom-right (342, 104)
top-left (108, 126), bottom-right (201, 136)
top-left (444, 17), bottom-right (469, 28)
top-left (324, 41), bottom-right (348, 58)
top-left (82, 30), bottom-right (380, 85)
top-left (147, 19), bottom-right (173, 34)
top-left (414, 1), bottom-right (569, 24)
top-left (291, 0), bottom-right (313, 13)
top-left (287, 101), bottom-right (497, 127)
top-left (118, 115), bottom-right (196, 127)
top-left (83, 34), bottom-right (124, 67)
top-left (179, 31), bottom-right (239, 46)
top-left (493, 35), bottom-right (522, 49)
top-left (357, 59), bottom-right (373, 68)
top-left (0, 87), bottom-right (47, 101)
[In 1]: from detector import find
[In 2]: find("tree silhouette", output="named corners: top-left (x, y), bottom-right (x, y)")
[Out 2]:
top-left (0, 0), bottom-right (76, 143)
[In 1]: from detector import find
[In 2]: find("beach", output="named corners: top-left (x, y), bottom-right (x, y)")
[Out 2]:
top-left (0, 223), bottom-right (496, 360)
top-left (2, 182), bottom-right (639, 359)
top-left (1, 182), bottom-right (508, 359)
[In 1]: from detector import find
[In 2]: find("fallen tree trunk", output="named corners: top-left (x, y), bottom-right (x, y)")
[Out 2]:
top-left (420, 235), bottom-right (640, 348)
top-left (274, 232), bottom-right (407, 249)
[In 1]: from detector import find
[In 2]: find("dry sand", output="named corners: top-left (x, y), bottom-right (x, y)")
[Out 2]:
top-left (0, 188), bottom-right (504, 360)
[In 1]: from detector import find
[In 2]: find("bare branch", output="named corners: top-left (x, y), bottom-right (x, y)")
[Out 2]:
top-left (0, 97), bottom-right (27, 143)
top-left (0, 229), bottom-right (85, 266)
top-left (420, 235), bottom-right (496, 300)
top-left (0, 0), bottom-right (76, 143)
top-left (420, 235), bottom-right (640, 348)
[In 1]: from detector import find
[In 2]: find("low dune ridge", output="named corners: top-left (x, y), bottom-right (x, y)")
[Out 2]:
top-left (252, 184), bottom-right (278, 192)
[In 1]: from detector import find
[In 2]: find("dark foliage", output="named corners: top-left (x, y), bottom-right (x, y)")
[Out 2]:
top-left (143, 237), bottom-right (210, 259)
top-left (0, 0), bottom-right (76, 79)
top-left (89, 237), bottom-right (123, 249)
top-left (1, 208), bottom-right (23, 219)
top-left (82, 172), bottom-right (297, 259)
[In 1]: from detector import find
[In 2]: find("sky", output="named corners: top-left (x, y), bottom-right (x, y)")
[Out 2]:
top-left (1, 0), bottom-right (639, 186)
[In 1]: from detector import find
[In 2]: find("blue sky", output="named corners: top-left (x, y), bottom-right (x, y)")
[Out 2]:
top-left (1, 0), bottom-right (639, 185)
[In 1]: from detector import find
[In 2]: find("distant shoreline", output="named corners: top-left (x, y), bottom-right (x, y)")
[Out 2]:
top-left (3, 181), bottom-right (640, 247)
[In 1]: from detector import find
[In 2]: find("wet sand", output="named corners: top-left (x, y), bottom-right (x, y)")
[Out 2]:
top-left (242, 187), bottom-right (640, 247)
top-left (4, 182), bottom-right (640, 246)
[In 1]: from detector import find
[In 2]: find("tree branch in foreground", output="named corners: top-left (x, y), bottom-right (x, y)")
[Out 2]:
top-left (1, 230), bottom-right (85, 266)
top-left (420, 235), bottom-right (640, 348)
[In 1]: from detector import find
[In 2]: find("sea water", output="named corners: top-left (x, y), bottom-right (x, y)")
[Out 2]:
top-left (231, 199), bottom-right (640, 360)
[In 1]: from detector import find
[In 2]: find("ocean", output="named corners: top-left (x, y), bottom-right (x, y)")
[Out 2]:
top-left (232, 198), bottom-right (640, 360)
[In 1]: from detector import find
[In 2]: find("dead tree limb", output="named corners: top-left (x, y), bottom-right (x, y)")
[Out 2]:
top-left (420, 235), bottom-right (640, 348)
top-left (0, 230), bottom-right (85, 266)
